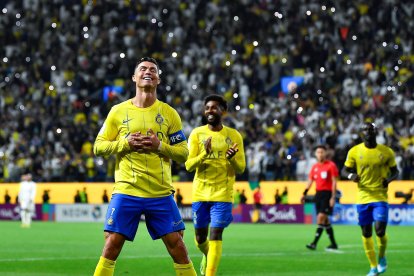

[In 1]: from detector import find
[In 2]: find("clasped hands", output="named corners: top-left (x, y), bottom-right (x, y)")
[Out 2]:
top-left (127, 129), bottom-right (160, 153)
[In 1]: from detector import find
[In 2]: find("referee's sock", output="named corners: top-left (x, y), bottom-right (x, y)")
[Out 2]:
top-left (312, 224), bottom-right (324, 245)
top-left (325, 224), bottom-right (337, 246)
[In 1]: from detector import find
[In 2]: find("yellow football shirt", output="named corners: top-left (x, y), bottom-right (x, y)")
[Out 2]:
top-left (344, 143), bottom-right (397, 204)
top-left (186, 125), bottom-right (246, 202)
top-left (94, 99), bottom-right (188, 198)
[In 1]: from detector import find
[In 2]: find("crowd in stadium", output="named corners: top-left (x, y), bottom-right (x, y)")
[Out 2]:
top-left (1, 0), bottom-right (414, 183)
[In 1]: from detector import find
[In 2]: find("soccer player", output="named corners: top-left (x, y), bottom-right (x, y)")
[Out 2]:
top-left (302, 145), bottom-right (339, 251)
top-left (342, 122), bottom-right (399, 276)
top-left (185, 94), bottom-right (246, 276)
top-left (93, 57), bottom-right (196, 276)
top-left (18, 173), bottom-right (37, 228)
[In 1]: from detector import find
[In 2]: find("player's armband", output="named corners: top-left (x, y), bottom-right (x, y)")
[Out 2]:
top-left (168, 130), bottom-right (187, 145)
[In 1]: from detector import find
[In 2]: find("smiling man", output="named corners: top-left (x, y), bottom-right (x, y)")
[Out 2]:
top-left (185, 94), bottom-right (246, 276)
top-left (93, 57), bottom-right (196, 276)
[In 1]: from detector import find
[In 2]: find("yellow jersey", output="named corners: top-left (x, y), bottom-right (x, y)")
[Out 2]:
top-left (94, 99), bottom-right (188, 198)
top-left (344, 143), bottom-right (396, 204)
top-left (186, 125), bottom-right (246, 202)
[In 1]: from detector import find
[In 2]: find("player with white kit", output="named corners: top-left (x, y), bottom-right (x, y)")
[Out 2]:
top-left (19, 173), bottom-right (37, 227)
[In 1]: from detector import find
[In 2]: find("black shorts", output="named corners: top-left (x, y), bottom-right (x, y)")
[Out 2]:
top-left (314, 191), bottom-right (333, 215)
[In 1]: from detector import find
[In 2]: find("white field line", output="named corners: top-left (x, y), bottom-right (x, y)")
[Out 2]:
top-left (0, 248), bottom-right (411, 263)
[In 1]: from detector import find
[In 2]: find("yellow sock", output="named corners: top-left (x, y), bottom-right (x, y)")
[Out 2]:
top-left (93, 256), bottom-right (116, 276)
top-left (195, 239), bottom-right (209, 256)
top-left (206, 240), bottom-right (222, 276)
top-left (362, 236), bottom-right (377, 268)
top-left (174, 262), bottom-right (197, 276)
top-left (376, 234), bottom-right (388, 259)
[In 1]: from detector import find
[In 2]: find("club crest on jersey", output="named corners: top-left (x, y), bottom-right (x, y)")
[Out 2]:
top-left (226, 137), bottom-right (232, 146)
top-left (155, 113), bottom-right (164, 126)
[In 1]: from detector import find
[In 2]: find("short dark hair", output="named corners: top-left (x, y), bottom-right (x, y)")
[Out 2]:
top-left (204, 94), bottom-right (228, 111)
top-left (135, 57), bottom-right (159, 71)
top-left (314, 144), bottom-right (327, 151)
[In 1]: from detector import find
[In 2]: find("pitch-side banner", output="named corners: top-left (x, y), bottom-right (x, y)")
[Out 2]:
top-left (332, 204), bottom-right (414, 225)
top-left (232, 204), bottom-right (304, 224)
top-left (55, 204), bottom-right (108, 222)
top-left (0, 204), bottom-right (42, 220)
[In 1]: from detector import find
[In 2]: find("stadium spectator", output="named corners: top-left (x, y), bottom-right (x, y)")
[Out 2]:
top-left (239, 189), bottom-right (247, 204)
top-left (302, 145), bottom-right (339, 251)
top-left (4, 189), bottom-right (12, 204)
top-left (185, 94), bottom-right (246, 276)
top-left (42, 190), bottom-right (50, 204)
top-left (74, 190), bottom-right (81, 203)
top-left (92, 57), bottom-right (196, 276)
top-left (79, 187), bottom-right (88, 203)
top-left (18, 173), bottom-right (36, 228)
top-left (175, 188), bottom-right (183, 207)
top-left (274, 189), bottom-right (282, 205)
top-left (341, 122), bottom-right (399, 276)
top-left (102, 189), bottom-right (109, 203)
top-left (281, 186), bottom-right (289, 204)
top-left (252, 186), bottom-right (263, 223)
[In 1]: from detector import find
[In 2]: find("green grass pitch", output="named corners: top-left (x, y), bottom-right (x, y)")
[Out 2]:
top-left (0, 222), bottom-right (412, 275)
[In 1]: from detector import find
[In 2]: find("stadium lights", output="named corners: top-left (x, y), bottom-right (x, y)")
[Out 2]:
top-left (120, 53), bottom-right (125, 58)
top-left (83, 26), bottom-right (88, 32)
top-left (49, 85), bottom-right (54, 91)
top-left (225, 60), bottom-right (231, 66)
top-left (306, 10), bottom-right (311, 16)
top-left (394, 45), bottom-right (399, 50)
top-left (382, 42), bottom-right (387, 47)
top-left (67, 81), bottom-right (72, 87)
top-left (394, 66), bottom-right (399, 71)
top-left (2, 8), bottom-right (7, 13)
top-left (273, 119), bottom-right (278, 125)
top-left (51, 23), bottom-right (57, 28)
top-left (172, 52), bottom-right (178, 58)
top-left (158, 22), bottom-right (163, 27)
top-left (84, 33), bottom-right (89, 39)
top-left (235, 105), bottom-right (241, 111)
top-left (352, 35), bottom-right (357, 40)
top-left (233, 93), bottom-right (238, 98)
top-left (25, 57), bottom-right (30, 62)
top-left (16, 13), bottom-right (21, 18)
top-left (162, 9), bottom-right (168, 14)
top-left (331, 7), bottom-right (336, 13)
top-left (321, 5), bottom-right (326, 11)
top-left (19, 105), bottom-right (25, 111)
top-left (282, 58), bottom-right (287, 63)
top-left (253, 41), bottom-right (259, 47)
top-left (3, 57), bottom-right (8, 63)
top-left (232, 50), bottom-right (237, 55)
top-left (168, 32), bottom-right (174, 38)
top-left (51, 65), bottom-right (56, 71)
top-left (151, 18), bottom-right (157, 24)
top-left (56, 128), bottom-right (62, 134)
top-left (337, 49), bottom-right (342, 55)
top-left (16, 21), bottom-right (21, 27)
top-left (234, 16), bottom-right (239, 22)
top-left (320, 67), bottom-right (325, 72)
top-left (192, 84), bottom-right (197, 90)
top-left (346, 59), bottom-right (351, 64)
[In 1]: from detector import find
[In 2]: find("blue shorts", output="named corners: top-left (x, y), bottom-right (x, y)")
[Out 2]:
top-left (192, 202), bottom-right (233, 229)
top-left (357, 202), bottom-right (388, 226)
top-left (104, 193), bottom-right (185, 241)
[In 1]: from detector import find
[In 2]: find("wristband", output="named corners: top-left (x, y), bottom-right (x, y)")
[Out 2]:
top-left (303, 189), bottom-right (309, 196)
top-left (347, 173), bottom-right (354, 180)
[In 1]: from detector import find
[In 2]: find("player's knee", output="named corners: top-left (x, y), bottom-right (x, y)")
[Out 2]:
top-left (376, 228), bottom-right (386, 237)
